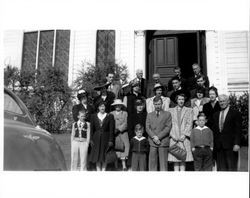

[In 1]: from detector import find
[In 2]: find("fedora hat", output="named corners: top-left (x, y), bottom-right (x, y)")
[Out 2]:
top-left (94, 82), bottom-right (111, 91)
top-left (153, 83), bottom-right (164, 91)
top-left (111, 99), bottom-right (125, 107)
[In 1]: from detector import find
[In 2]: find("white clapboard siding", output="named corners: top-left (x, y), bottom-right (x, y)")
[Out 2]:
top-left (206, 31), bottom-right (249, 95)
top-left (223, 31), bottom-right (249, 93)
top-left (3, 30), bottom-right (24, 69)
top-left (68, 30), bottom-right (97, 86)
top-left (115, 30), bottom-right (135, 80)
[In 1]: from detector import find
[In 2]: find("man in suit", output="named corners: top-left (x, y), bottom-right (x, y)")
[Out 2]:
top-left (146, 96), bottom-right (172, 171)
top-left (131, 69), bottom-right (147, 97)
top-left (106, 72), bottom-right (120, 98)
top-left (72, 90), bottom-right (95, 122)
top-left (212, 94), bottom-right (242, 171)
top-left (147, 73), bottom-right (167, 97)
top-left (188, 63), bottom-right (209, 89)
top-left (168, 66), bottom-right (187, 91)
top-left (117, 70), bottom-right (130, 100)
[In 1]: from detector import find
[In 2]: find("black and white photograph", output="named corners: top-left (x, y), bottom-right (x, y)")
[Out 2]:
top-left (0, 0), bottom-right (249, 198)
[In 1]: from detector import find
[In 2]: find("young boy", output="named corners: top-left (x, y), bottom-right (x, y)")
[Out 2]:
top-left (130, 124), bottom-right (149, 171)
top-left (71, 110), bottom-right (90, 171)
top-left (190, 113), bottom-right (214, 171)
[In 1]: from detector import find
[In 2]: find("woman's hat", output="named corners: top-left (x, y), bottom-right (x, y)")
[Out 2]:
top-left (153, 83), bottom-right (164, 91)
top-left (77, 89), bottom-right (88, 100)
top-left (111, 99), bottom-right (125, 107)
top-left (134, 99), bottom-right (144, 106)
top-left (170, 89), bottom-right (190, 103)
top-left (94, 82), bottom-right (111, 91)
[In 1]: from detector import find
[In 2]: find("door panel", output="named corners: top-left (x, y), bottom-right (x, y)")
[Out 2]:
top-left (153, 37), bottom-right (178, 84)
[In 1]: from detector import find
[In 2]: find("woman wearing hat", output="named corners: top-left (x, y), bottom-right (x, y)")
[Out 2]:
top-left (168, 91), bottom-right (194, 171)
top-left (89, 101), bottom-right (115, 171)
top-left (72, 90), bottom-right (95, 122)
top-left (146, 83), bottom-right (170, 113)
top-left (110, 99), bottom-right (130, 170)
top-left (93, 83), bottom-right (115, 113)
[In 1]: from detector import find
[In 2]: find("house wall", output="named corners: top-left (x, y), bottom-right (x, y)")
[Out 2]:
top-left (206, 31), bottom-right (249, 95)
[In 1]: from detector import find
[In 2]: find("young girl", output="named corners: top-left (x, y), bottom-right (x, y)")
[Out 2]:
top-left (71, 110), bottom-right (90, 171)
top-left (111, 99), bottom-right (130, 171)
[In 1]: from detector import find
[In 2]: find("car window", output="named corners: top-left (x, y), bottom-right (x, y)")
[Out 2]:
top-left (4, 93), bottom-right (24, 115)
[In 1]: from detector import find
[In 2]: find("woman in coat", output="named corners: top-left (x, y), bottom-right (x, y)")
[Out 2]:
top-left (89, 101), bottom-right (115, 171)
top-left (168, 90), bottom-right (193, 171)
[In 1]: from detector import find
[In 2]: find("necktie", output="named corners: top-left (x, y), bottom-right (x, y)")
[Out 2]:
top-left (219, 110), bottom-right (225, 132)
top-left (156, 111), bottom-right (159, 117)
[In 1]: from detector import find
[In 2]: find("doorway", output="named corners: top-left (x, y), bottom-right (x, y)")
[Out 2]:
top-left (146, 30), bottom-right (207, 85)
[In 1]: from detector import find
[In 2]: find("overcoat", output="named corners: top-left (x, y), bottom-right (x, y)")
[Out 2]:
top-left (89, 113), bottom-right (115, 163)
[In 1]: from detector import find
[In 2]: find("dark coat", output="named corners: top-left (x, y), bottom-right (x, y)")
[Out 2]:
top-left (126, 92), bottom-right (144, 117)
top-left (93, 91), bottom-right (115, 113)
top-left (203, 101), bottom-right (221, 128)
top-left (128, 111), bottom-right (147, 140)
top-left (72, 103), bottom-right (95, 122)
top-left (212, 107), bottom-right (241, 150)
top-left (89, 113), bottom-right (115, 163)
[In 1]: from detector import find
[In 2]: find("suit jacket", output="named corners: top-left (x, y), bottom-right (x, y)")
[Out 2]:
top-left (72, 103), bottom-right (95, 122)
top-left (117, 80), bottom-right (131, 100)
top-left (146, 96), bottom-right (170, 113)
top-left (203, 101), bottom-right (221, 128)
top-left (146, 110), bottom-right (172, 147)
top-left (107, 82), bottom-right (120, 98)
top-left (212, 107), bottom-right (242, 150)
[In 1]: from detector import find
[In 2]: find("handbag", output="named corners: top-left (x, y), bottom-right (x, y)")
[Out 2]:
top-left (105, 147), bottom-right (118, 165)
top-left (115, 133), bottom-right (125, 152)
top-left (169, 142), bottom-right (187, 161)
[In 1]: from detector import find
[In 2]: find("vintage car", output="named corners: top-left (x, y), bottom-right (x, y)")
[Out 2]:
top-left (4, 87), bottom-right (67, 170)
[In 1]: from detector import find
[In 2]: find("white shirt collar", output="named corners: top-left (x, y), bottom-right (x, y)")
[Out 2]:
top-left (196, 126), bottom-right (208, 130)
top-left (134, 136), bottom-right (146, 141)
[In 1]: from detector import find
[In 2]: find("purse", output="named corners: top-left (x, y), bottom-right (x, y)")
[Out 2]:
top-left (105, 147), bottom-right (118, 165)
top-left (168, 142), bottom-right (187, 161)
top-left (115, 133), bottom-right (125, 152)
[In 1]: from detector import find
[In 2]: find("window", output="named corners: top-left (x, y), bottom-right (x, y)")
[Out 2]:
top-left (4, 93), bottom-right (23, 115)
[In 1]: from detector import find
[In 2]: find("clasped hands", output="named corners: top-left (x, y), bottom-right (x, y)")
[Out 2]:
top-left (152, 136), bottom-right (161, 145)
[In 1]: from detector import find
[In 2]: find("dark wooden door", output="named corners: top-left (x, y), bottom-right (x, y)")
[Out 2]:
top-left (152, 37), bottom-right (178, 85)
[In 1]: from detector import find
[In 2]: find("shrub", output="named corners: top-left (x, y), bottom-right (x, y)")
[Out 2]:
top-left (229, 92), bottom-right (249, 146)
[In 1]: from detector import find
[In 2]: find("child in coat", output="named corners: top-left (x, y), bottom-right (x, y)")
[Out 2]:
top-left (71, 110), bottom-right (90, 171)
top-left (130, 124), bottom-right (149, 171)
top-left (190, 113), bottom-right (214, 171)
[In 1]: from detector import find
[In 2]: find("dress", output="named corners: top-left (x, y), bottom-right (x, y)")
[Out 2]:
top-left (168, 106), bottom-right (193, 162)
top-left (89, 113), bottom-right (115, 163)
top-left (110, 111), bottom-right (130, 159)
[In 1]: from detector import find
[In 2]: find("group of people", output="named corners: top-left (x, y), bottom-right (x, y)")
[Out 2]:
top-left (71, 63), bottom-right (242, 171)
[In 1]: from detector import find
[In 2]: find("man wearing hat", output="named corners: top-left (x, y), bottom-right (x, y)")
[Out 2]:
top-left (130, 69), bottom-right (147, 97)
top-left (72, 90), bottom-right (95, 122)
top-left (146, 83), bottom-right (170, 113)
top-left (93, 83), bottom-right (115, 113)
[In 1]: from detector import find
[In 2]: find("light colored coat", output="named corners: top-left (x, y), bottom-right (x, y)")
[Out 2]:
top-left (191, 97), bottom-right (210, 121)
top-left (168, 107), bottom-right (194, 162)
top-left (146, 110), bottom-right (172, 147)
top-left (146, 96), bottom-right (170, 113)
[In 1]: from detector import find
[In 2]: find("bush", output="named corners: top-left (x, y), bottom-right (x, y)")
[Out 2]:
top-left (4, 65), bottom-right (73, 133)
top-left (229, 92), bottom-right (249, 146)
top-left (73, 61), bottom-right (128, 100)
